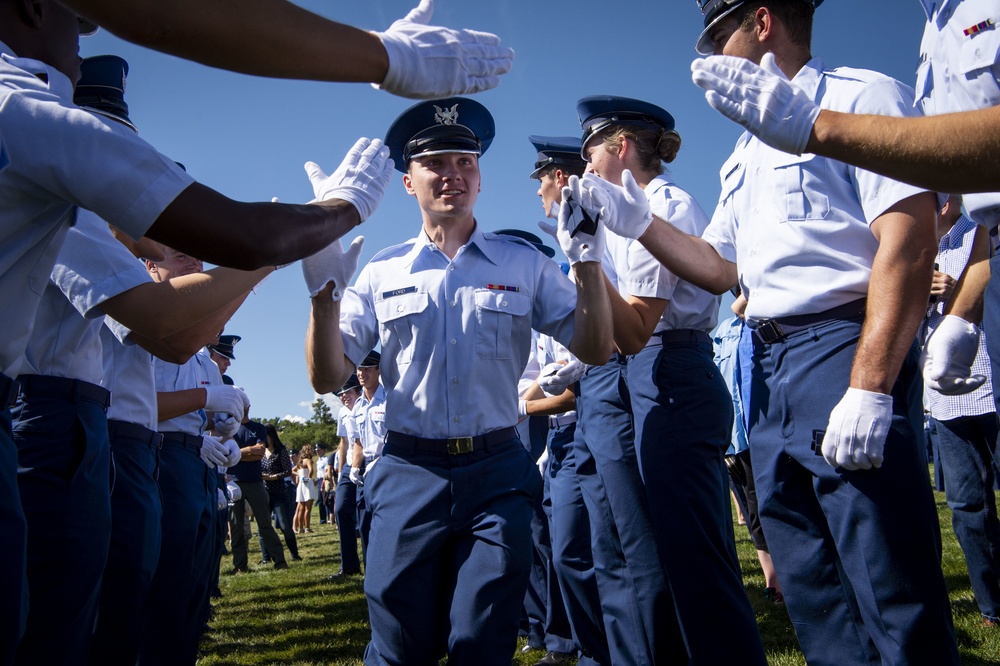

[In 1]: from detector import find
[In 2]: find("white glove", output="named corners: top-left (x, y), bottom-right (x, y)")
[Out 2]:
top-left (538, 359), bottom-right (590, 395)
top-left (822, 388), bottom-right (893, 471)
top-left (691, 53), bottom-right (821, 156)
top-left (213, 413), bottom-right (241, 439)
top-left (217, 488), bottom-right (227, 511)
top-left (582, 171), bottom-right (653, 240)
top-left (537, 175), bottom-right (606, 265)
top-left (373, 0), bottom-right (514, 99)
top-left (226, 480), bottom-right (243, 503)
top-left (349, 464), bottom-right (364, 487)
top-left (204, 386), bottom-right (248, 421)
top-left (302, 236), bottom-right (365, 300)
top-left (304, 137), bottom-right (393, 222)
top-left (536, 446), bottom-right (549, 476)
top-left (221, 438), bottom-right (242, 467)
top-left (921, 315), bottom-right (988, 395)
top-left (200, 435), bottom-right (229, 468)
top-left (546, 200), bottom-right (561, 220)
top-left (517, 399), bottom-right (528, 418)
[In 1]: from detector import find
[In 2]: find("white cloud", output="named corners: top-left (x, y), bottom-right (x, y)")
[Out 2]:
top-left (282, 414), bottom-right (307, 424)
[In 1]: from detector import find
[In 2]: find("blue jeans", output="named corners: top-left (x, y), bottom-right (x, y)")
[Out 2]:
top-left (261, 491), bottom-right (298, 559)
top-left (13, 386), bottom-right (111, 665)
top-left (934, 413), bottom-right (1000, 620)
top-left (628, 339), bottom-right (765, 664)
top-left (750, 318), bottom-right (959, 665)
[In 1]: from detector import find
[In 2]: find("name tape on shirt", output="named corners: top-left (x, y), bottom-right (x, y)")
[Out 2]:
top-left (382, 286), bottom-right (418, 299)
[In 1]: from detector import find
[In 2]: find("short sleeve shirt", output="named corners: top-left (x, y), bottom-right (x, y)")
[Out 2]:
top-left (351, 384), bottom-right (388, 458)
top-left (339, 224), bottom-right (578, 439)
top-left (702, 57), bottom-right (928, 322)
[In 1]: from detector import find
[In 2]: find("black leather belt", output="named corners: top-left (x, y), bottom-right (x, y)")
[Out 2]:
top-left (386, 426), bottom-right (518, 456)
top-left (17, 374), bottom-right (111, 410)
top-left (160, 431), bottom-right (203, 450)
top-left (108, 419), bottom-right (161, 448)
top-left (652, 329), bottom-right (712, 345)
top-left (752, 298), bottom-right (866, 347)
top-left (0, 372), bottom-right (19, 408)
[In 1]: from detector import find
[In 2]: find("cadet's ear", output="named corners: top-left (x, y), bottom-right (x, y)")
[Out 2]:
top-left (402, 173), bottom-right (416, 196)
top-left (15, 0), bottom-right (45, 28)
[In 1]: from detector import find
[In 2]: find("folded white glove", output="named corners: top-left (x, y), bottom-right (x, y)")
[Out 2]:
top-left (200, 435), bottom-right (229, 468)
top-left (582, 171), bottom-right (653, 240)
top-left (349, 464), bottom-right (364, 487)
top-left (822, 388), bottom-right (893, 471)
top-left (373, 0), bottom-right (514, 99)
top-left (217, 488), bottom-right (227, 511)
top-left (221, 438), bottom-right (242, 467)
top-left (302, 235), bottom-right (365, 300)
top-left (304, 137), bottom-right (393, 222)
top-left (227, 480), bottom-right (243, 503)
top-left (537, 175), bottom-right (606, 265)
top-left (213, 413), bottom-right (241, 439)
top-left (691, 53), bottom-right (821, 156)
top-left (538, 359), bottom-right (590, 395)
top-left (204, 386), bottom-right (248, 421)
top-left (517, 399), bottom-right (528, 418)
top-left (921, 315), bottom-right (988, 395)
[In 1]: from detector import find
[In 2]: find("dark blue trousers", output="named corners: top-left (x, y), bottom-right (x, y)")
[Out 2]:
top-left (575, 359), bottom-right (678, 666)
top-left (0, 406), bottom-right (27, 666)
top-left (13, 385), bottom-right (111, 665)
top-left (357, 482), bottom-right (372, 566)
top-left (547, 421), bottom-right (609, 665)
top-left (934, 412), bottom-right (1000, 620)
top-left (749, 318), bottom-right (959, 665)
top-left (362, 436), bottom-right (540, 666)
top-left (629, 339), bottom-right (766, 664)
top-left (138, 439), bottom-right (215, 666)
top-left (335, 464), bottom-right (361, 573)
top-left (90, 422), bottom-right (163, 665)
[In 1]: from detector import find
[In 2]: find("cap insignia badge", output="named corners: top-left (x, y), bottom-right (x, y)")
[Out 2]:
top-left (434, 104), bottom-right (459, 126)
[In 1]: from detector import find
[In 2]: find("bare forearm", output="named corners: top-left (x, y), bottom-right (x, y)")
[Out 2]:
top-left (102, 267), bottom-right (271, 339)
top-left (810, 107), bottom-right (1000, 194)
top-left (351, 443), bottom-right (364, 469)
top-left (637, 218), bottom-right (738, 295)
top-left (306, 295), bottom-right (351, 394)
top-left (851, 197), bottom-right (937, 393)
top-left (156, 388), bottom-right (207, 422)
top-left (944, 225), bottom-right (990, 323)
top-left (66, 0), bottom-right (389, 83)
top-left (147, 184), bottom-right (362, 270)
top-left (567, 262), bottom-right (614, 365)
top-left (524, 389), bottom-right (576, 416)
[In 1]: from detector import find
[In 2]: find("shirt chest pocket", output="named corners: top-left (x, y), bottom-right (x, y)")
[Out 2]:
top-left (771, 153), bottom-right (830, 222)
top-left (960, 28), bottom-right (1000, 107)
top-left (474, 289), bottom-right (530, 360)
top-left (375, 291), bottom-right (430, 366)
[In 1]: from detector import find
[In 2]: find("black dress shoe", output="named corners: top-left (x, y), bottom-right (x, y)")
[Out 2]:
top-left (230, 567), bottom-right (247, 575)
top-left (273, 561), bottom-right (289, 570)
top-left (258, 559), bottom-right (271, 566)
top-left (327, 570), bottom-right (362, 580)
top-left (290, 554), bottom-right (302, 561)
top-left (534, 652), bottom-right (575, 666)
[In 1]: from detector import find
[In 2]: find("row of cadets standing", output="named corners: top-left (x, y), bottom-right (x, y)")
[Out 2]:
top-left (349, 349), bottom-right (388, 566)
top-left (332, 374), bottom-right (364, 578)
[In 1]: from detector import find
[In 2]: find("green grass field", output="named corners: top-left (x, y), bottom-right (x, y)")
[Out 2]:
top-left (200, 482), bottom-right (1000, 665)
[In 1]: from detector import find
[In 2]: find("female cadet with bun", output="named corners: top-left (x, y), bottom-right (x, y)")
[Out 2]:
top-left (571, 95), bottom-right (766, 663)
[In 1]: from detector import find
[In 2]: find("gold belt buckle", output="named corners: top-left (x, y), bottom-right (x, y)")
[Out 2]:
top-left (447, 437), bottom-right (474, 455)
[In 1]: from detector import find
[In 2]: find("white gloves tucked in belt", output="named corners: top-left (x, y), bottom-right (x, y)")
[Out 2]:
top-left (305, 137), bottom-right (393, 222)
top-left (921, 315), bottom-right (988, 395)
top-left (691, 53), bottom-right (820, 156)
top-left (374, 0), bottom-right (514, 99)
top-left (822, 388), bottom-right (893, 471)
top-left (302, 236), bottom-right (365, 301)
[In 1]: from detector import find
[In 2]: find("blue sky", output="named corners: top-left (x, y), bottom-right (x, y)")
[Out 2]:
top-left (81, 1), bottom-right (927, 421)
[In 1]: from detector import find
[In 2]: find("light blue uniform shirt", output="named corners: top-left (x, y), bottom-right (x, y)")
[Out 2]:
top-left (702, 57), bottom-right (928, 322)
top-left (155, 357), bottom-right (208, 436)
top-left (101, 321), bottom-right (158, 431)
top-left (0, 41), bottom-right (193, 379)
top-left (352, 383), bottom-right (388, 458)
top-left (23, 210), bottom-right (150, 384)
top-left (340, 224), bottom-right (577, 439)
top-left (916, 0), bottom-right (1000, 226)
top-left (624, 175), bottom-right (720, 335)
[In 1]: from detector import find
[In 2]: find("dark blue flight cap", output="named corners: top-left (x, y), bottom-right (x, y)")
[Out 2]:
top-left (336, 374), bottom-right (361, 396)
top-left (528, 135), bottom-right (588, 180)
top-left (385, 97), bottom-right (495, 173)
top-left (577, 96), bottom-right (676, 159)
top-left (695, 0), bottom-right (823, 55)
top-left (209, 334), bottom-right (241, 360)
top-left (494, 228), bottom-right (556, 259)
top-left (74, 55), bottom-right (135, 132)
top-left (359, 350), bottom-right (381, 368)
